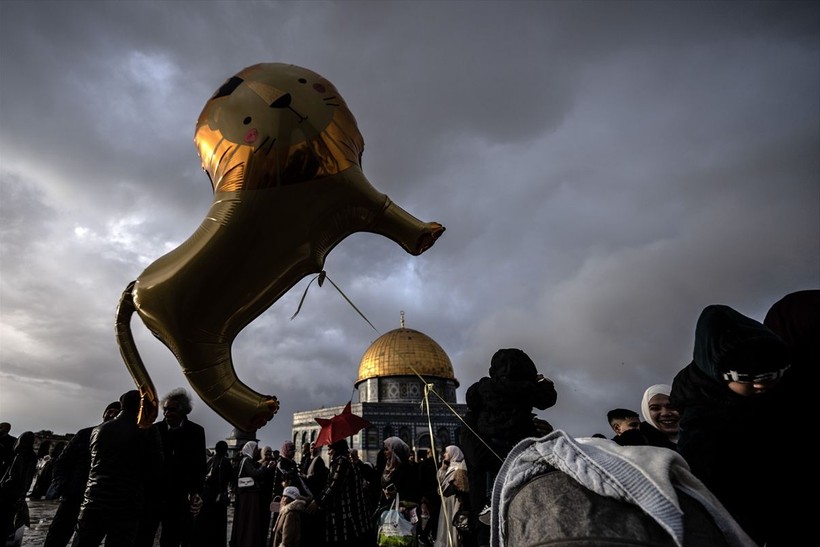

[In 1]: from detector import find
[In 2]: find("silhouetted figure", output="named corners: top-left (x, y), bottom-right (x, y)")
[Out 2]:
top-left (461, 348), bottom-right (557, 547)
top-left (137, 387), bottom-right (206, 547)
top-left (192, 440), bottom-right (233, 547)
top-left (71, 390), bottom-right (162, 546)
top-left (671, 304), bottom-right (806, 545)
top-left (1, 431), bottom-right (37, 545)
top-left (43, 401), bottom-right (121, 547)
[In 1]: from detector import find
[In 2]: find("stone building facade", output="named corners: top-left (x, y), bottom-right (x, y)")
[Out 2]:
top-left (292, 315), bottom-right (468, 465)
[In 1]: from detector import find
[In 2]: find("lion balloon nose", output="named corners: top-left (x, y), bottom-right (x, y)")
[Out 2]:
top-left (116, 62), bottom-right (445, 434)
top-left (243, 128), bottom-right (258, 144)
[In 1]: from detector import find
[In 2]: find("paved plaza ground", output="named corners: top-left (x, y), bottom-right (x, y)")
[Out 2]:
top-left (14, 499), bottom-right (235, 547)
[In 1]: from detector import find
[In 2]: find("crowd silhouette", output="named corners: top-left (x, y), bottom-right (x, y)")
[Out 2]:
top-left (1, 289), bottom-right (816, 547)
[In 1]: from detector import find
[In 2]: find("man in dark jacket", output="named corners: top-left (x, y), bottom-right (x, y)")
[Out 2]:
top-left (42, 401), bottom-right (121, 547)
top-left (137, 387), bottom-right (206, 547)
top-left (72, 390), bottom-right (163, 546)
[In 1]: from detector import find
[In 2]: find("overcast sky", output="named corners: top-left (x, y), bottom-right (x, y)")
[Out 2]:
top-left (1, 0), bottom-right (817, 452)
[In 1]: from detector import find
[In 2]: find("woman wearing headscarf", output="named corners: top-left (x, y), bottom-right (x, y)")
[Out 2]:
top-left (638, 384), bottom-right (679, 450)
top-left (380, 436), bottom-right (420, 510)
top-left (435, 445), bottom-right (469, 547)
top-left (230, 441), bottom-right (270, 547)
top-left (306, 439), bottom-right (372, 546)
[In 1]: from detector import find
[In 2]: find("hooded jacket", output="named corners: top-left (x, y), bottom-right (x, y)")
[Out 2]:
top-left (83, 409), bottom-right (163, 511)
top-left (670, 304), bottom-right (803, 545)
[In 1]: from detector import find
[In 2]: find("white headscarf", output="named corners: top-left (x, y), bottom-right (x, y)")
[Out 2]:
top-left (440, 445), bottom-right (467, 487)
top-left (241, 440), bottom-right (258, 459)
top-left (641, 384), bottom-right (673, 430)
top-left (444, 445), bottom-right (466, 469)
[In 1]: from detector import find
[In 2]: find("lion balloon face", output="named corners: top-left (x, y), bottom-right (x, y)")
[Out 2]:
top-left (116, 63), bottom-right (444, 433)
top-left (195, 63), bottom-right (363, 192)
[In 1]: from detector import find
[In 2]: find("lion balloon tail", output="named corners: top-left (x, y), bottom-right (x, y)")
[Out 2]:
top-left (115, 281), bottom-right (159, 428)
top-left (115, 63), bottom-right (444, 434)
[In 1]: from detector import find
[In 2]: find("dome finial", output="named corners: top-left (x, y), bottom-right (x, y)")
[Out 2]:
top-left (400, 310), bottom-right (405, 328)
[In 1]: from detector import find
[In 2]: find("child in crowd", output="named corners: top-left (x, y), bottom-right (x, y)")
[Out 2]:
top-left (270, 485), bottom-right (307, 547)
top-left (606, 408), bottom-right (645, 446)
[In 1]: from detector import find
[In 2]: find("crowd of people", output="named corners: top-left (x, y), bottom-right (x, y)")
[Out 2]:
top-left (0, 289), bottom-right (815, 547)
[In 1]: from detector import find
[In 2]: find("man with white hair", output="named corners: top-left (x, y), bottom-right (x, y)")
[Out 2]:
top-left (137, 388), bottom-right (206, 547)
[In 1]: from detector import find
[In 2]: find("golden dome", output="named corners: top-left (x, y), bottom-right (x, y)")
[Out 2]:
top-left (356, 327), bottom-right (456, 384)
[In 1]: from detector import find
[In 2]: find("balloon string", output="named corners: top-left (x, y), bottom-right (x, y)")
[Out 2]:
top-left (408, 362), bottom-right (504, 464)
top-left (290, 274), bottom-right (321, 320)
top-left (290, 271), bottom-right (380, 335)
top-left (421, 384), bottom-right (439, 467)
top-left (422, 383), bottom-right (456, 547)
top-left (293, 278), bottom-right (500, 464)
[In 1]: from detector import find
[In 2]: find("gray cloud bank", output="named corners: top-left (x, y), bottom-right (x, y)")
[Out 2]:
top-left (1, 1), bottom-right (817, 448)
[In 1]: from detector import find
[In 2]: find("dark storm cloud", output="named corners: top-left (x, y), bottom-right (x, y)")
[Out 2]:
top-left (1, 0), bottom-right (817, 448)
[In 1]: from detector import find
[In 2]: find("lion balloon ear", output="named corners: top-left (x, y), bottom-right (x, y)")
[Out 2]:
top-left (116, 63), bottom-right (444, 433)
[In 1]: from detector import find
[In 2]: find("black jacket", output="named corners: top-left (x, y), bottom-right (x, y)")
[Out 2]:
top-left (0, 437), bottom-right (36, 504)
top-left (83, 410), bottom-right (163, 510)
top-left (156, 418), bottom-right (207, 502)
top-left (202, 453), bottom-right (234, 504)
top-left (49, 426), bottom-right (94, 501)
top-left (465, 375), bottom-right (557, 454)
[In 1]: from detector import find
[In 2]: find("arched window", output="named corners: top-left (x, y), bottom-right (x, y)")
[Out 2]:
top-left (437, 427), bottom-right (450, 448)
top-left (384, 425), bottom-right (394, 440)
top-left (398, 426), bottom-right (412, 447)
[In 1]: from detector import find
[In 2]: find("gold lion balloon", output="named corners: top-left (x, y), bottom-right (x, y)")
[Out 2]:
top-left (115, 63), bottom-right (445, 432)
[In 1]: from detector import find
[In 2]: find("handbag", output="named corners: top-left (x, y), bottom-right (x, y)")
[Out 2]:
top-left (377, 491), bottom-right (417, 547)
top-left (237, 458), bottom-right (255, 489)
top-left (451, 509), bottom-right (470, 532)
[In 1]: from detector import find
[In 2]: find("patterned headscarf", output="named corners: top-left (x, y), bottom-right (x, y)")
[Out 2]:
top-left (280, 440), bottom-right (295, 458)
